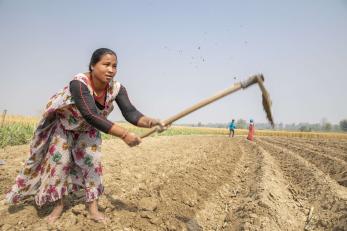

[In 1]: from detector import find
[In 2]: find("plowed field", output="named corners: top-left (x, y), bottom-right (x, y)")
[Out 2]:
top-left (0, 136), bottom-right (346, 230)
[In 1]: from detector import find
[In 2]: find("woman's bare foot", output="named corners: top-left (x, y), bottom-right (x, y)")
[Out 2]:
top-left (87, 200), bottom-right (108, 223)
top-left (45, 199), bottom-right (64, 224)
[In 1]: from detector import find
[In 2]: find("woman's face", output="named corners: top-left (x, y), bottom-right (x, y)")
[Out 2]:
top-left (91, 53), bottom-right (117, 83)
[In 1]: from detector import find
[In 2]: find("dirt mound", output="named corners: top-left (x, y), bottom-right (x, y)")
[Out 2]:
top-left (0, 136), bottom-right (346, 230)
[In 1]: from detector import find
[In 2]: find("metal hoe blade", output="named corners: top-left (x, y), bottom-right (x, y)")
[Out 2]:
top-left (256, 75), bottom-right (274, 127)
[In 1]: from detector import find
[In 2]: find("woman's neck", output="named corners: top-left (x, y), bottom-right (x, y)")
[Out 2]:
top-left (89, 73), bottom-right (106, 91)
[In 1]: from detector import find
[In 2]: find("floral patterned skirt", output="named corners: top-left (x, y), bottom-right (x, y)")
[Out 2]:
top-left (5, 117), bottom-right (104, 206)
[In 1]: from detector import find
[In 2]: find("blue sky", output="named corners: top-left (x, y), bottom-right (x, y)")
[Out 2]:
top-left (0, 0), bottom-right (346, 125)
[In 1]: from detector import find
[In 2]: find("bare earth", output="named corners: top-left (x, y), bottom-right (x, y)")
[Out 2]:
top-left (0, 135), bottom-right (346, 231)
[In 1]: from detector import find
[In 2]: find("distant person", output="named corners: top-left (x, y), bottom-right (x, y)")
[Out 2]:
top-left (228, 119), bottom-right (236, 137)
top-left (5, 48), bottom-right (165, 224)
top-left (247, 119), bottom-right (255, 141)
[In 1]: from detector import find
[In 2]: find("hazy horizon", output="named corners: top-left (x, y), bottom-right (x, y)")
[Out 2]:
top-left (1, 0), bottom-right (346, 125)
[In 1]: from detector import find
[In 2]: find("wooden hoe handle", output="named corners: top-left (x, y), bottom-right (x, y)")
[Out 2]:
top-left (140, 74), bottom-right (264, 139)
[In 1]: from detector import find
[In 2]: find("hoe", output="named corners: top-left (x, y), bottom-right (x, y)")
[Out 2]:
top-left (140, 74), bottom-right (274, 138)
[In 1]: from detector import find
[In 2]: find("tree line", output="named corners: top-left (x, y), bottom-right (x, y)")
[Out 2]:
top-left (180, 119), bottom-right (347, 132)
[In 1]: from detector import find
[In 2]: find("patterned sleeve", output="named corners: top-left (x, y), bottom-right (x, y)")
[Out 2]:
top-left (70, 80), bottom-right (114, 133)
top-left (115, 85), bottom-right (144, 125)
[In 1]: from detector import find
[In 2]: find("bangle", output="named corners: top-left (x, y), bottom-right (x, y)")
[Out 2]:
top-left (148, 120), bottom-right (153, 128)
top-left (121, 131), bottom-right (129, 139)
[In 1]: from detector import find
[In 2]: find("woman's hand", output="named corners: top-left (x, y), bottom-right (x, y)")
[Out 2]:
top-left (148, 119), bottom-right (169, 133)
top-left (137, 116), bottom-right (167, 132)
top-left (107, 124), bottom-right (141, 147)
top-left (121, 132), bottom-right (141, 147)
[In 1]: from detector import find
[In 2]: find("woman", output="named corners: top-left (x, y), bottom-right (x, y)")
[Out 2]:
top-left (6, 48), bottom-right (164, 223)
top-left (247, 119), bottom-right (255, 141)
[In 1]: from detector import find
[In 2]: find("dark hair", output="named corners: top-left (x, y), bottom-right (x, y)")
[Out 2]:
top-left (89, 48), bottom-right (117, 72)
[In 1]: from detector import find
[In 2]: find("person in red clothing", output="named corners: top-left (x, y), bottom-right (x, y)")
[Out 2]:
top-left (247, 119), bottom-right (255, 141)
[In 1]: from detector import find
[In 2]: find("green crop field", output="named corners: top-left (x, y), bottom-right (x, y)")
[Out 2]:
top-left (0, 115), bottom-right (346, 148)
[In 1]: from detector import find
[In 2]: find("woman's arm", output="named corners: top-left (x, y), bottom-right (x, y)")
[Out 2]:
top-left (70, 80), bottom-right (141, 146)
top-left (115, 85), bottom-right (144, 125)
top-left (115, 85), bottom-right (162, 128)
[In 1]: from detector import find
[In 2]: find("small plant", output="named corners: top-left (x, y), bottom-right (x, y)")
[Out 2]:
top-left (0, 123), bottom-right (35, 148)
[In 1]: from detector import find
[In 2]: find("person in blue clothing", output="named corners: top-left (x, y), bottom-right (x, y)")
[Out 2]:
top-left (228, 119), bottom-right (236, 137)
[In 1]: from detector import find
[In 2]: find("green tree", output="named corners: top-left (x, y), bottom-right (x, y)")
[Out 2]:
top-left (322, 122), bottom-right (332, 131)
top-left (278, 122), bottom-right (284, 130)
top-left (321, 118), bottom-right (332, 131)
top-left (339, 119), bottom-right (347, 132)
top-left (333, 124), bottom-right (340, 131)
top-left (236, 119), bottom-right (247, 129)
top-left (299, 125), bottom-right (311, 132)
